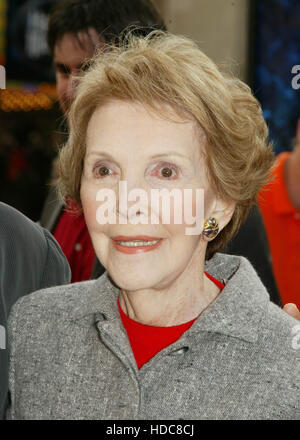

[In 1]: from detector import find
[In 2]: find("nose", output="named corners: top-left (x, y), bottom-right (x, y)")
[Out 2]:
top-left (116, 173), bottom-right (150, 224)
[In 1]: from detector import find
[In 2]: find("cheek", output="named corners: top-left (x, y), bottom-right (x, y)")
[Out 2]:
top-left (167, 189), bottom-right (205, 233)
top-left (80, 183), bottom-right (101, 232)
top-left (165, 222), bottom-right (201, 268)
top-left (165, 185), bottom-right (216, 237)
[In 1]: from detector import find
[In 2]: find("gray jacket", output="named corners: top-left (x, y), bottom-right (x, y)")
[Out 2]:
top-left (6, 254), bottom-right (300, 420)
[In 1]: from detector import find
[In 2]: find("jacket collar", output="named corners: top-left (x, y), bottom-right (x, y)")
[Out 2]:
top-left (70, 253), bottom-right (269, 343)
top-left (188, 254), bottom-right (269, 342)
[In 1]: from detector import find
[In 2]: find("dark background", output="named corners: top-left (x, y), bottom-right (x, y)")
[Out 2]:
top-left (1, 0), bottom-right (62, 221)
top-left (253, 0), bottom-right (300, 154)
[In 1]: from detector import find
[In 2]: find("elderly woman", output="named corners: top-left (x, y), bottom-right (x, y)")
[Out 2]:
top-left (6, 32), bottom-right (299, 420)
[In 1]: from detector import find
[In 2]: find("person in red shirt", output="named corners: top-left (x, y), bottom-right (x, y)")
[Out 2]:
top-left (39, 0), bottom-right (166, 281)
top-left (258, 120), bottom-right (300, 309)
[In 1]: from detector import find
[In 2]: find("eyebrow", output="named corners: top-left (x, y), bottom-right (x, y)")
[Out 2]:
top-left (85, 151), bottom-right (115, 160)
top-left (85, 151), bottom-right (190, 162)
top-left (54, 62), bottom-right (70, 73)
top-left (54, 62), bottom-right (86, 73)
top-left (150, 153), bottom-right (190, 161)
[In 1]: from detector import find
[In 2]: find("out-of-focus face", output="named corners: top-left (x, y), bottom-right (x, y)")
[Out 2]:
top-left (80, 99), bottom-right (219, 292)
top-left (54, 29), bottom-right (100, 115)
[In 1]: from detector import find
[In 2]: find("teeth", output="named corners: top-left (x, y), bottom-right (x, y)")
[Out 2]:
top-left (117, 240), bottom-right (160, 247)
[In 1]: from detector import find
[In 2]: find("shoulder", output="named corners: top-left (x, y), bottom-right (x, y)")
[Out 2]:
top-left (7, 274), bottom-right (110, 359)
top-left (8, 272), bottom-right (111, 327)
top-left (210, 254), bottom-right (299, 408)
top-left (38, 227), bottom-right (71, 288)
top-left (0, 202), bottom-right (68, 270)
top-left (234, 255), bottom-right (299, 381)
top-left (256, 303), bottom-right (300, 412)
top-left (0, 202), bottom-right (46, 247)
top-left (9, 277), bottom-right (99, 321)
top-left (260, 301), bottom-right (300, 363)
top-left (275, 151), bottom-right (291, 170)
top-left (266, 152), bottom-right (290, 182)
top-left (0, 203), bottom-right (70, 307)
top-left (206, 253), bottom-right (299, 364)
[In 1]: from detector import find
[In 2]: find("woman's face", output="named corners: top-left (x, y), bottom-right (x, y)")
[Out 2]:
top-left (81, 99), bottom-right (218, 291)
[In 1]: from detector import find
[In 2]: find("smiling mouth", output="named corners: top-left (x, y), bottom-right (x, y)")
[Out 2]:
top-left (111, 236), bottom-right (163, 253)
top-left (116, 239), bottom-right (160, 247)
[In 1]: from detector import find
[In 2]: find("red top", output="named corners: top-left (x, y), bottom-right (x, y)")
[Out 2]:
top-left (118, 273), bottom-right (225, 369)
top-left (54, 208), bottom-right (95, 283)
top-left (258, 152), bottom-right (300, 308)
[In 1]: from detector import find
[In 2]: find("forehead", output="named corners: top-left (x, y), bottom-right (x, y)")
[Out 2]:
top-left (54, 30), bottom-right (99, 67)
top-left (86, 100), bottom-right (206, 158)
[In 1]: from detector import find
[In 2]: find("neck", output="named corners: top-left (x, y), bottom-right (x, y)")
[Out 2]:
top-left (119, 251), bottom-right (220, 327)
top-left (285, 151), bottom-right (300, 210)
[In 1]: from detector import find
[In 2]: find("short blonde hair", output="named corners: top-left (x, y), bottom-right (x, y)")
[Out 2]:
top-left (58, 31), bottom-right (275, 260)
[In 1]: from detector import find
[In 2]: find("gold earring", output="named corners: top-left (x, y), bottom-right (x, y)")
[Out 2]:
top-left (203, 217), bottom-right (219, 239)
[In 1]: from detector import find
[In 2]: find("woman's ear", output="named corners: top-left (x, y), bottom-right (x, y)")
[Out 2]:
top-left (203, 198), bottom-right (236, 241)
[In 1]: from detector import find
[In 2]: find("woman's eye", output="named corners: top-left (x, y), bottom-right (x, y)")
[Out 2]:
top-left (160, 166), bottom-right (176, 179)
top-left (95, 165), bottom-right (112, 177)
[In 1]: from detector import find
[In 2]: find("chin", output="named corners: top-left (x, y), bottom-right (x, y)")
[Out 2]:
top-left (108, 266), bottom-right (161, 292)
